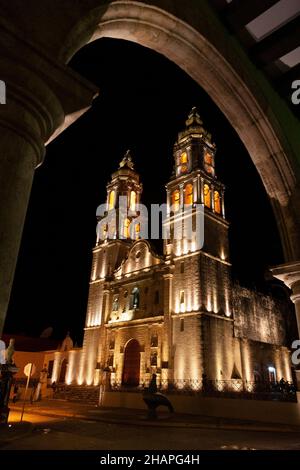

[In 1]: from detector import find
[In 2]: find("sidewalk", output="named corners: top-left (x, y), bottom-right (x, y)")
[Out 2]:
top-left (8, 399), bottom-right (300, 433)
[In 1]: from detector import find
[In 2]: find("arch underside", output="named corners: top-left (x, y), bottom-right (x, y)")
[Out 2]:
top-left (63, 1), bottom-right (300, 261)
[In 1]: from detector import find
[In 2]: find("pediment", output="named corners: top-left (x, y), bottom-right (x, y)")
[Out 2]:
top-left (115, 240), bottom-right (163, 276)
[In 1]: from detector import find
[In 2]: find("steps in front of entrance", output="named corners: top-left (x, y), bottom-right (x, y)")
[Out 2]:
top-left (53, 385), bottom-right (99, 405)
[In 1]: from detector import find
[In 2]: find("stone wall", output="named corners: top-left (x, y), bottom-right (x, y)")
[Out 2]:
top-left (202, 314), bottom-right (238, 381)
top-left (239, 338), bottom-right (292, 383)
top-left (233, 285), bottom-right (287, 345)
top-left (102, 391), bottom-right (300, 426)
top-left (173, 315), bottom-right (203, 384)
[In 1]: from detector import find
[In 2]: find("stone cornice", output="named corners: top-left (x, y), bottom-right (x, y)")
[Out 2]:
top-left (271, 261), bottom-right (300, 290)
top-left (106, 315), bottom-right (164, 329)
top-left (172, 310), bottom-right (233, 321)
top-left (174, 249), bottom-right (231, 266)
top-left (0, 15), bottom-right (97, 112)
top-left (0, 15), bottom-right (98, 163)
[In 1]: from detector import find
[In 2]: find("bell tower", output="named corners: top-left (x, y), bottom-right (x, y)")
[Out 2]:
top-left (174, 107), bottom-right (217, 179)
top-left (97, 150), bottom-right (143, 244)
top-left (165, 107), bottom-right (227, 260)
top-left (86, 151), bottom-right (143, 329)
top-left (167, 108), bottom-right (232, 384)
top-left (79, 151), bottom-right (144, 385)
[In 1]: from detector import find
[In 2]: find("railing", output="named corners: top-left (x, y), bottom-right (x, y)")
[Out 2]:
top-left (108, 379), bottom-right (297, 402)
top-left (49, 379), bottom-right (297, 403)
top-left (52, 383), bottom-right (99, 401)
top-left (13, 377), bottom-right (38, 387)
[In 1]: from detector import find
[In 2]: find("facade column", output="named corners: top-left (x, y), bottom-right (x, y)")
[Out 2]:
top-left (166, 189), bottom-right (171, 217)
top-left (211, 184), bottom-right (215, 212)
top-left (0, 128), bottom-right (41, 335)
top-left (140, 351), bottom-right (145, 387)
top-left (97, 287), bottom-right (110, 369)
top-left (117, 352), bottom-right (124, 386)
top-left (101, 287), bottom-right (111, 326)
top-left (200, 177), bottom-right (204, 204)
top-left (165, 190), bottom-right (172, 256)
top-left (271, 262), bottom-right (300, 338)
top-left (221, 190), bottom-right (226, 219)
top-left (179, 183), bottom-right (184, 208)
top-left (271, 262), bottom-right (300, 388)
top-left (197, 176), bottom-right (201, 204)
top-left (0, 28), bottom-right (97, 336)
top-left (193, 177), bottom-right (198, 204)
top-left (162, 271), bottom-right (174, 384)
top-left (179, 184), bottom-right (185, 255)
top-left (106, 191), bottom-right (109, 212)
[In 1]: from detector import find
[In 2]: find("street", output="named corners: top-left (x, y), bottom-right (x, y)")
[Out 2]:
top-left (1, 408), bottom-right (300, 450)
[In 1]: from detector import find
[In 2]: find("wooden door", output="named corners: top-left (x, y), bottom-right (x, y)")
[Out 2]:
top-left (122, 340), bottom-right (140, 387)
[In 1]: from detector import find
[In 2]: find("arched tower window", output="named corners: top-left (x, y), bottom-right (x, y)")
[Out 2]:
top-left (180, 152), bottom-right (188, 164)
top-left (130, 287), bottom-right (140, 309)
top-left (154, 290), bottom-right (159, 304)
top-left (204, 150), bottom-right (215, 176)
top-left (109, 190), bottom-right (115, 210)
top-left (179, 151), bottom-right (188, 175)
top-left (185, 183), bottom-right (193, 205)
top-left (180, 290), bottom-right (185, 313)
top-left (204, 184), bottom-right (211, 208)
top-left (130, 191), bottom-right (136, 211)
top-left (124, 218), bottom-right (131, 239)
top-left (172, 190), bottom-right (180, 212)
top-left (214, 191), bottom-right (221, 214)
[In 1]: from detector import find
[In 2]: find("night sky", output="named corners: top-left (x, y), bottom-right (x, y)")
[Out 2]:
top-left (5, 39), bottom-right (284, 343)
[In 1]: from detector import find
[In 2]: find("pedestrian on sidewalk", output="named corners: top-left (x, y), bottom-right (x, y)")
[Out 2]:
top-left (12, 383), bottom-right (19, 403)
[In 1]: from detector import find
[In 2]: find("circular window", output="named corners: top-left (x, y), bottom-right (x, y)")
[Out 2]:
top-left (136, 251), bottom-right (141, 259)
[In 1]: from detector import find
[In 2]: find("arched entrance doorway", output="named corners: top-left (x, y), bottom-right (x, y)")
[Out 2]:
top-left (122, 339), bottom-right (140, 387)
top-left (59, 358), bottom-right (67, 383)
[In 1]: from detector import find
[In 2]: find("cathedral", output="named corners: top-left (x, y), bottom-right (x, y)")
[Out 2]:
top-left (50, 108), bottom-right (293, 394)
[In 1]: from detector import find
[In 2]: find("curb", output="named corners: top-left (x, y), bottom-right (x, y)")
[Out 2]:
top-left (86, 412), bottom-right (300, 433)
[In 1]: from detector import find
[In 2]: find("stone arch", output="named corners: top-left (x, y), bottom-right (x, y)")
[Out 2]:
top-left (59, 0), bottom-right (300, 261)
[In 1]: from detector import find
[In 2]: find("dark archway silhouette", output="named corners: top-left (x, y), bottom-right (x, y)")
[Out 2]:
top-left (59, 358), bottom-right (67, 383)
top-left (122, 339), bottom-right (140, 387)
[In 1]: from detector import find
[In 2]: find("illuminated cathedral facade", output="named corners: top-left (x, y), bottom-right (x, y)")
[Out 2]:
top-left (50, 109), bottom-right (293, 392)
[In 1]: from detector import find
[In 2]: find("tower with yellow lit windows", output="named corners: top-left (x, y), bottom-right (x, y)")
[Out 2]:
top-left (97, 149), bottom-right (143, 244)
top-left (166, 107), bottom-right (226, 255)
top-left (165, 108), bottom-right (233, 383)
top-left (77, 150), bottom-right (145, 385)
